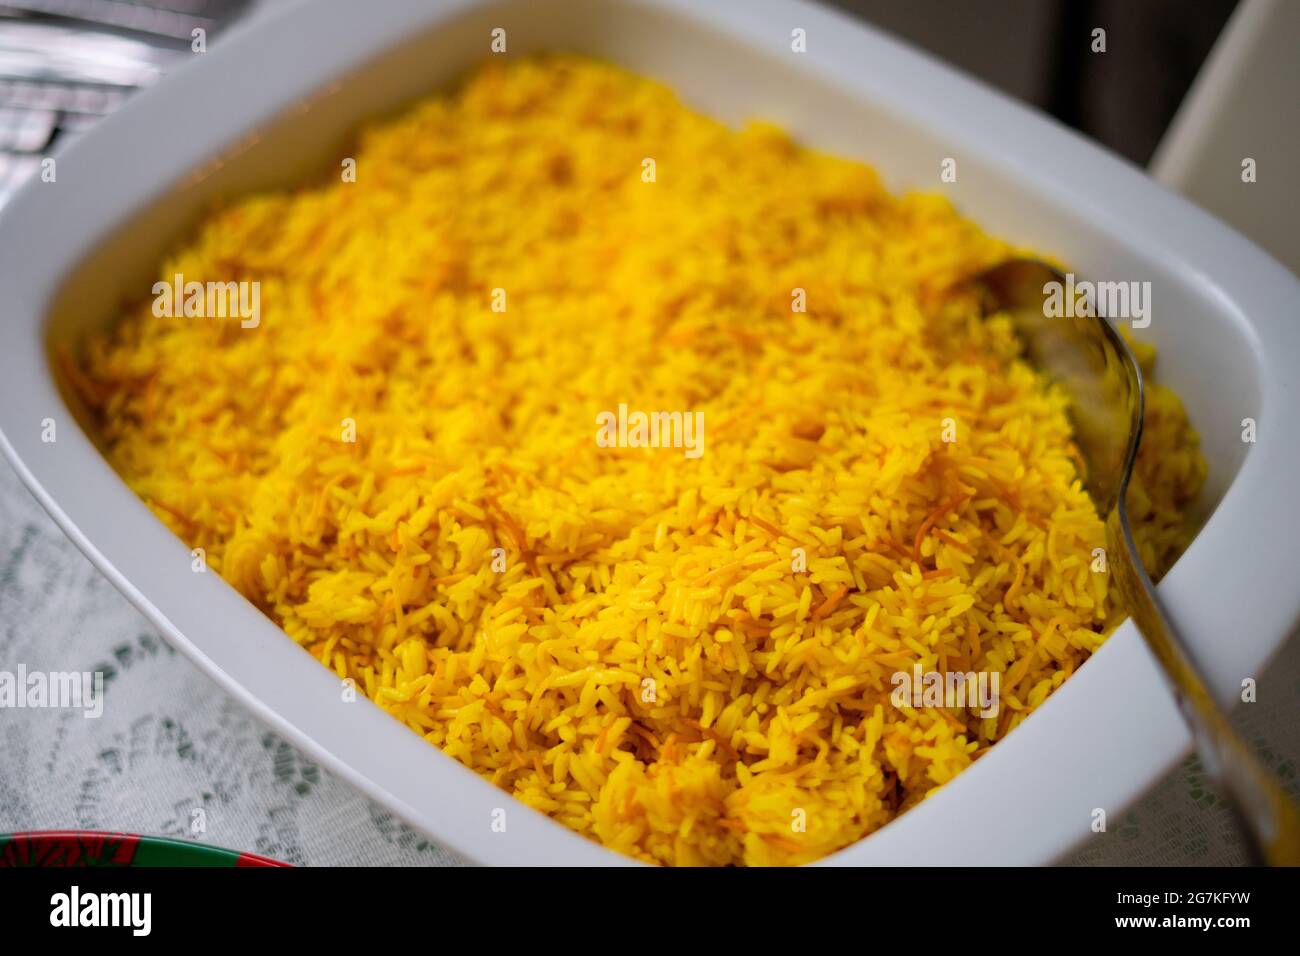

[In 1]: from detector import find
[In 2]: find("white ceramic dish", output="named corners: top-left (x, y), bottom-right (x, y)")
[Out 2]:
top-left (2, 0), bottom-right (1298, 866)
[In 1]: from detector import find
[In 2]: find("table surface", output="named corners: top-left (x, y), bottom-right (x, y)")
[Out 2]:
top-left (1, 460), bottom-right (1295, 866)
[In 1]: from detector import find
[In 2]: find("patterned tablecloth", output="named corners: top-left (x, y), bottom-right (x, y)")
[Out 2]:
top-left (1, 461), bottom-right (1295, 866)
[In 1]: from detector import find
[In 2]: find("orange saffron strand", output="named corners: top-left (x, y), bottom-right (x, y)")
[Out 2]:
top-left (912, 494), bottom-right (971, 563)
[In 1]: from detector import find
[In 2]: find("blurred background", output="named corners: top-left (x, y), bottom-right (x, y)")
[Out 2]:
top-left (833, 0), bottom-right (1238, 164)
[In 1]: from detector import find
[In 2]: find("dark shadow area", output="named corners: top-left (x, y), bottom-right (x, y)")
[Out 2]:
top-left (826, 0), bottom-right (1239, 164)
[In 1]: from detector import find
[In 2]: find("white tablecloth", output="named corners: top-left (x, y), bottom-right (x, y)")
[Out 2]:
top-left (1, 461), bottom-right (1294, 866)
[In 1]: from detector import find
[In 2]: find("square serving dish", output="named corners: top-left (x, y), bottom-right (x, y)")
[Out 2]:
top-left (2, 0), bottom-right (1299, 866)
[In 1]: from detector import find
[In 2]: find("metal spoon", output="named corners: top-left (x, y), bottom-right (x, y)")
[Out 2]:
top-left (971, 258), bottom-right (1300, 866)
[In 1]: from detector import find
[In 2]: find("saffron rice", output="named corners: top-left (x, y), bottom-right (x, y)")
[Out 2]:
top-left (77, 55), bottom-right (1205, 865)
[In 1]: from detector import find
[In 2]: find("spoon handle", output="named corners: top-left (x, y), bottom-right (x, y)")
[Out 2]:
top-left (1107, 508), bottom-right (1300, 865)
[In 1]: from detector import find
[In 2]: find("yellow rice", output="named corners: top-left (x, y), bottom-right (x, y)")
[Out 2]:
top-left (76, 55), bottom-right (1205, 865)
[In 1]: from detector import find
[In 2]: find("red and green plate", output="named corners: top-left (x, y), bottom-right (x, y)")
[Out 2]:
top-left (0, 831), bottom-right (287, 867)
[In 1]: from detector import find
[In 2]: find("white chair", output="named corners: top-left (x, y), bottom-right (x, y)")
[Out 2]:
top-left (1151, 0), bottom-right (1300, 276)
